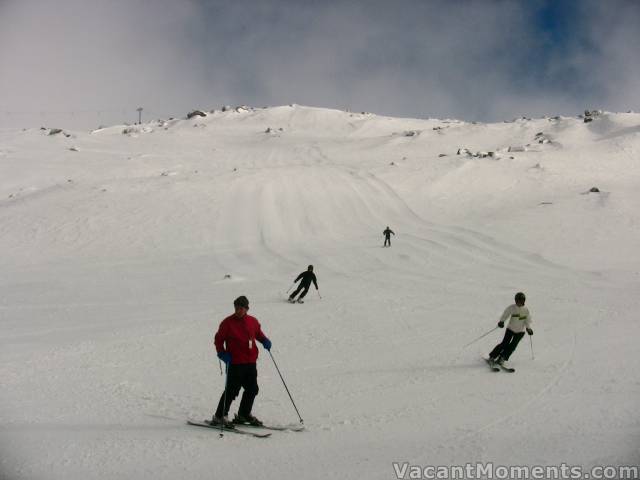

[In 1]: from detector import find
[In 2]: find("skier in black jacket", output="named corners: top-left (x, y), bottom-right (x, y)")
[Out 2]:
top-left (383, 226), bottom-right (395, 247)
top-left (288, 265), bottom-right (318, 303)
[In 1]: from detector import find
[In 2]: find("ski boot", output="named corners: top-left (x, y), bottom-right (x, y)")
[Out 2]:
top-left (209, 415), bottom-right (235, 428)
top-left (234, 413), bottom-right (264, 426)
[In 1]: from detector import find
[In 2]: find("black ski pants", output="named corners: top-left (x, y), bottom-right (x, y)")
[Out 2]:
top-left (489, 329), bottom-right (525, 361)
top-left (215, 363), bottom-right (259, 418)
top-left (290, 282), bottom-right (311, 300)
top-left (384, 235), bottom-right (391, 247)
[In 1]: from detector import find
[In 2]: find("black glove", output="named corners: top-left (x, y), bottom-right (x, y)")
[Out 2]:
top-left (526, 328), bottom-right (533, 335)
top-left (498, 321), bottom-right (505, 328)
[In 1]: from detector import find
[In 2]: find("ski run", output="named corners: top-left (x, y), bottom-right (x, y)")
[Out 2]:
top-left (1, 105), bottom-right (639, 479)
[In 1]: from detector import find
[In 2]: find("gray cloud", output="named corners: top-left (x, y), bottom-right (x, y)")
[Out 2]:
top-left (1, 0), bottom-right (638, 130)
top-left (0, 0), bottom-right (209, 128)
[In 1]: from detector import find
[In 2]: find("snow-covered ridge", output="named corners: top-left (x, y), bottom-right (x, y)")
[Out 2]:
top-left (87, 104), bottom-right (637, 142)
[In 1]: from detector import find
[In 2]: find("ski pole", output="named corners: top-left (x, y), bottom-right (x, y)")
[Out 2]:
top-left (463, 326), bottom-right (498, 348)
top-left (529, 335), bottom-right (535, 360)
top-left (220, 362), bottom-right (229, 438)
top-left (218, 359), bottom-right (223, 375)
top-left (268, 350), bottom-right (304, 424)
top-left (286, 283), bottom-right (295, 294)
top-left (316, 289), bottom-right (322, 300)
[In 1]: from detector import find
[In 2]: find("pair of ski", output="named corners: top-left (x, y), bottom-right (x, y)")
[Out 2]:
top-left (287, 298), bottom-right (304, 304)
top-left (187, 419), bottom-right (304, 438)
top-left (484, 358), bottom-right (515, 373)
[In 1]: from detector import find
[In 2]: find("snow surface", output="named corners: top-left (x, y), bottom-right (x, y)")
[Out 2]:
top-left (1, 105), bottom-right (639, 479)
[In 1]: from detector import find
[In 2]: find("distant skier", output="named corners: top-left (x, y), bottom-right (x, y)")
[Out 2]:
top-left (383, 226), bottom-right (395, 247)
top-left (488, 292), bottom-right (533, 367)
top-left (212, 295), bottom-right (272, 427)
top-left (288, 265), bottom-right (318, 303)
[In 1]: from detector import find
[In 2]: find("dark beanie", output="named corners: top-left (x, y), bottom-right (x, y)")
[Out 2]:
top-left (234, 296), bottom-right (249, 308)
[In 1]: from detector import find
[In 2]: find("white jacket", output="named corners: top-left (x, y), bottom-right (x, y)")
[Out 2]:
top-left (500, 304), bottom-right (532, 333)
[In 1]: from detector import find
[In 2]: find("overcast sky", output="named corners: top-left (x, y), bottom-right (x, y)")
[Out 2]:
top-left (1, 0), bottom-right (639, 129)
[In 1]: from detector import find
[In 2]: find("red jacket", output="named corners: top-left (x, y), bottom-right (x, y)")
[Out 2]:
top-left (214, 313), bottom-right (267, 365)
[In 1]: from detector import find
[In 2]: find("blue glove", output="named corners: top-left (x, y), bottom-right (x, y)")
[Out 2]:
top-left (260, 338), bottom-right (272, 351)
top-left (498, 321), bottom-right (505, 328)
top-left (526, 328), bottom-right (533, 336)
top-left (217, 351), bottom-right (231, 364)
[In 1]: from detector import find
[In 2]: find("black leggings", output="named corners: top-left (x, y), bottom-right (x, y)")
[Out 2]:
top-left (489, 329), bottom-right (525, 361)
top-left (290, 283), bottom-right (311, 300)
top-left (215, 363), bottom-right (259, 418)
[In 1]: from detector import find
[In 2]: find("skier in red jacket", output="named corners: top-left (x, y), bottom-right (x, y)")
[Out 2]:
top-left (211, 296), bottom-right (272, 427)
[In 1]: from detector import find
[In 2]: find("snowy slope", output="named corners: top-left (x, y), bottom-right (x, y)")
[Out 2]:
top-left (1, 105), bottom-right (639, 479)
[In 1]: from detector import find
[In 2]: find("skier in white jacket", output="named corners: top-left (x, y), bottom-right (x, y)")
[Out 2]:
top-left (488, 292), bottom-right (533, 366)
